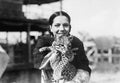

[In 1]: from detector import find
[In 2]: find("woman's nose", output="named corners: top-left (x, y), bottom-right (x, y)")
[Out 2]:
top-left (59, 25), bottom-right (64, 31)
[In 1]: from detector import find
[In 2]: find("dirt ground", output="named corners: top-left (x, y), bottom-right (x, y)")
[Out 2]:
top-left (89, 71), bottom-right (120, 83)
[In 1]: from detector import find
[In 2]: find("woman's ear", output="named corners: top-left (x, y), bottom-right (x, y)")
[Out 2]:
top-left (69, 25), bottom-right (71, 32)
top-left (49, 25), bottom-right (52, 29)
top-left (49, 25), bottom-right (54, 36)
top-left (49, 25), bottom-right (52, 32)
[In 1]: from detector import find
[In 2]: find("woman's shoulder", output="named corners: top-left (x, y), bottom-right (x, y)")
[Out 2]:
top-left (38, 34), bottom-right (53, 39)
top-left (71, 35), bottom-right (83, 45)
top-left (37, 34), bottom-right (54, 46)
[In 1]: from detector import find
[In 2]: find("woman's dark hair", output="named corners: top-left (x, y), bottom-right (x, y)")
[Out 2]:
top-left (49, 11), bottom-right (71, 25)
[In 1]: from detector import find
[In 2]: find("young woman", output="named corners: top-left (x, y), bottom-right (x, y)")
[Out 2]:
top-left (33, 11), bottom-right (91, 83)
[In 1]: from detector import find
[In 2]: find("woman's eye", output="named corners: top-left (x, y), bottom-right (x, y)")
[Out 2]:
top-left (55, 24), bottom-right (60, 27)
top-left (63, 24), bottom-right (69, 27)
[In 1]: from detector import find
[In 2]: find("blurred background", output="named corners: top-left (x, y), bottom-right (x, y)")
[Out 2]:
top-left (0, 0), bottom-right (120, 83)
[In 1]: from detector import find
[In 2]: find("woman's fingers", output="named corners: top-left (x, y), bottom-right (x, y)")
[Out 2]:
top-left (39, 47), bottom-right (52, 52)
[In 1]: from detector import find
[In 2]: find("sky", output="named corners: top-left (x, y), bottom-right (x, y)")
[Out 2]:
top-left (61, 0), bottom-right (120, 38)
top-left (1, 0), bottom-right (120, 44)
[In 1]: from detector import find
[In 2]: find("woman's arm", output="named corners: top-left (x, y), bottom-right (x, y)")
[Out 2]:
top-left (33, 35), bottom-right (54, 69)
top-left (33, 36), bottom-right (45, 69)
top-left (71, 36), bottom-right (91, 74)
top-left (69, 36), bottom-right (91, 83)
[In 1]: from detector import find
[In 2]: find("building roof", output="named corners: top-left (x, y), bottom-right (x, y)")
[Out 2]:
top-left (0, 0), bottom-right (60, 31)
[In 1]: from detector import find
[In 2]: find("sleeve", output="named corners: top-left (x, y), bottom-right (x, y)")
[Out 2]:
top-left (33, 35), bottom-right (53, 69)
top-left (33, 36), bottom-right (45, 69)
top-left (71, 36), bottom-right (91, 75)
top-left (70, 69), bottom-right (90, 83)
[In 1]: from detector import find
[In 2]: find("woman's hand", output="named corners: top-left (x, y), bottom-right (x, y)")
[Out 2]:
top-left (39, 47), bottom-right (52, 52)
top-left (65, 69), bottom-right (90, 83)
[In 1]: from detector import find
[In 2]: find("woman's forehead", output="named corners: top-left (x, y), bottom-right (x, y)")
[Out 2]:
top-left (53, 16), bottom-right (69, 23)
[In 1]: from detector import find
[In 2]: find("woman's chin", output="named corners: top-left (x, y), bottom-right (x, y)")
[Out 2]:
top-left (56, 34), bottom-right (64, 37)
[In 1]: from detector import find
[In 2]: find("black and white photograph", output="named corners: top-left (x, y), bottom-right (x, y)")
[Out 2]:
top-left (0, 0), bottom-right (120, 83)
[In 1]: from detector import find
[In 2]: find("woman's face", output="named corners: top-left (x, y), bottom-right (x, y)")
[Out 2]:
top-left (50, 16), bottom-right (71, 38)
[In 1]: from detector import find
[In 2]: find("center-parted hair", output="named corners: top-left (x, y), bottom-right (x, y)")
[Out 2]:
top-left (49, 11), bottom-right (71, 25)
